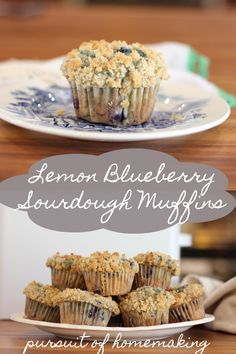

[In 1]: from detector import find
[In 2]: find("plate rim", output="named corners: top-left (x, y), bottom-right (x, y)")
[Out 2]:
top-left (10, 312), bottom-right (215, 332)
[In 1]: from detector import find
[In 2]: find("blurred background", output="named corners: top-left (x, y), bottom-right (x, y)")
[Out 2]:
top-left (0, 0), bottom-right (236, 18)
top-left (181, 194), bottom-right (236, 281)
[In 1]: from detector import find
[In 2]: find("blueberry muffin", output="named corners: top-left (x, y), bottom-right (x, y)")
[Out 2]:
top-left (80, 251), bottom-right (139, 296)
top-left (120, 286), bottom-right (175, 327)
top-left (61, 40), bottom-right (168, 126)
top-left (134, 251), bottom-right (180, 289)
top-left (169, 284), bottom-right (205, 323)
top-left (46, 252), bottom-right (85, 290)
top-left (23, 281), bottom-right (60, 322)
top-left (54, 288), bottom-right (120, 326)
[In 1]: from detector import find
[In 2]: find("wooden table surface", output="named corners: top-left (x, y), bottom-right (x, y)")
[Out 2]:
top-left (0, 4), bottom-right (236, 189)
top-left (1, 320), bottom-right (236, 354)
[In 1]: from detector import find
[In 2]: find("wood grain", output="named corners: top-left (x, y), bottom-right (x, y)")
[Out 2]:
top-left (1, 320), bottom-right (236, 354)
top-left (0, 4), bottom-right (236, 188)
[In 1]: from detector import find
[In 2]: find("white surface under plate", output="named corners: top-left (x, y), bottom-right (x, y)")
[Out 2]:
top-left (0, 68), bottom-right (230, 142)
top-left (10, 313), bottom-right (215, 341)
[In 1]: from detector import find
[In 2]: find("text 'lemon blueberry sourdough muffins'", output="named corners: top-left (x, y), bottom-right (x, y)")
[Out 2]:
top-left (134, 251), bottom-right (180, 289)
top-left (120, 286), bottom-right (175, 327)
top-left (46, 252), bottom-right (85, 291)
top-left (61, 40), bottom-right (168, 126)
top-left (169, 284), bottom-right (205, 323)
top-left (80, 251), bottom-right (139, 296)
top-left (23, 281), bottom-right (60, 322)
top-left (54, 288), bottom-right (120, 326)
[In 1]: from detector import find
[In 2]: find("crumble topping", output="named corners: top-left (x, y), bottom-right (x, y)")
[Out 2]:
top-left (61, 40), bottom-right (168, 96)
top-left (80, 251), bottom-right (139, 273)
top-left (23, 281), bottom-right (60, 307)
top-left (46, 252), bottom-right (82, 272)
top-left (134, 251), bottom-right (180, 275)
top-left (170, 284), bottom-right (204, 307)
top-left (120, 286), bottom-right (175, 313)
top-left (54, 288), bottom-right (120, 315)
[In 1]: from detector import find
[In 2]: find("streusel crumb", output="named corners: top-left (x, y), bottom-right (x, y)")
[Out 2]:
top-left (120, 286), bottom-right (175, 313)
top-left (80, 251), bottom-right (139, 273)
top-left (46, 252), bottom-right (82, 272)
top-left (171, 284), bottom-right (204, 307)
top-left (134, 251), bottom-right (180, 275)
top-left (54, 288), bottom-right (120, 315)
top-left (23, 281), bottom-right (60, 307)
top-left (61, 40), bottom-right (168, 95)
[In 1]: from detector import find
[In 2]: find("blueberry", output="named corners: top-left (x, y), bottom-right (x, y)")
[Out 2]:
top-left (118, 47), bottom-right (132, 55)
top-left (136, 49), bottom-right (146, 58)
top-left (88, 307), bottom-right (97, 318)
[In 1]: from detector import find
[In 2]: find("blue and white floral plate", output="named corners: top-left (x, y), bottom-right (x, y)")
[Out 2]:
top-left (0, 67), bottom-right (230, 142)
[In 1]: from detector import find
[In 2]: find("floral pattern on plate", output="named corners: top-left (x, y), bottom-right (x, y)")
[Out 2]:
top-left (8, 85), bottom-right (208, 133)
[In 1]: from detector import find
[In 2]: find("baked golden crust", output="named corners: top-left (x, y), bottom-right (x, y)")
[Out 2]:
top-left (134, 251), bottom-right (180, 275)
top-left (54, 288), bottom-right (120, 315)
top-left (46, 252), bottom-right (82, 272)
top-left (171, 284), bottom-right (204, 307)
top-left (120, 286), bottom-right (175, 313)
top-left (23, 281), bottom-right (60, 307)
top-left (61, 40), bottom-right (168, 95)
top-left (80, 251), bottom-right (139, 273)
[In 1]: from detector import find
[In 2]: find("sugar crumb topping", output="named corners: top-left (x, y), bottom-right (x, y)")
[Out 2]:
top-left (120, 286), bottom-right (175, 313)
top-left (23, 281), bottom-right (60, 307)
top-left (80, 251), bottom-right (139, 273)
top-left (134, 251), bottom-right (180, 275)
top-left (171, 284), bottom-right (204, 307)
top-left (54, 288), bottom-right (120, 315)
top-left (61, 40), bottom-right (168, 94)
top-left (46, 252), bottom-right (82, 272)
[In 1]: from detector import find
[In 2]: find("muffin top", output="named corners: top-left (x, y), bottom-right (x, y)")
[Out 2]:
top-left (61, 40), bottom-right (168, 94)
top-left (170, 284), bottom-right (204, 307)
top-left (46, 252), bottom-right (82, 272)
top-left (54, 288), bottom-right (120, 316)
top-left (80, 251), bottom-right (139, 273)
top-left (134, 251), bottom-right (180, 276)
top-left (120, 286), bottom-right (175, 313)
top-left (23, 281), bottom-right (60, 307)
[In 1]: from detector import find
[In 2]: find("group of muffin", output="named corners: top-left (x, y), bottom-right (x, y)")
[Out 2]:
top-left (23, 251), bottom-right (205, 327)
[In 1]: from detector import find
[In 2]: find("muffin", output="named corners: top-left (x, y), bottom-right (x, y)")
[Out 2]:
top-left (61, 39), bottom-right (168, 126)
top-left (169, 284), bottom-right (205, 323)
top-left (120, 286), bottom-right (175, 327)
top-left (23, 281), bottom-right (60, 322)
top-left (80, 251), bottom-right (139, 296)
top-left (46, 252), bottom-right (85, 290)
top-left (54, 288), bottom-right (120, 326)
top-left (133, 251), bottom-right (180, 289)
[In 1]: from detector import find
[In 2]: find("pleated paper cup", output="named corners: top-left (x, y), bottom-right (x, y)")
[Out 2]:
top-left (24, 297), bottom-right (60, 323)
top-left (51, 268), bottom-right (86, 290)
top-left (169, 297), bottom-right (205, 323)
top-left (83, 271), bottom-right (135, 296)
top-left (50, 268), bottom-right (85, 291)
top-left (121, 307), bottom-right (169, 327)
top-left (59, 301), bottom-right (111, 326)
top-left (133, 265), bottom-right (172, 290)
top-left (70, 83), bottom-right (159, 126)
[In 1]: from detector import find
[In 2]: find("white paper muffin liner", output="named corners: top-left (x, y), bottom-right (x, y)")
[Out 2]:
top-left (59, 301), bottom-right (111, 326)
top-left (50, 268), bottom-right (85, 291)
top-left (24, 297), bottom-right (60, 322)
top-left (169, 297), bottom-right (205, 323)
top-left (83, 271), bottom-right (135, 296)
top-left (133, 265), bottom-right (172, 289)
top-left (70, 83), bottom-right (159, 126)
top-left (121, 307), bottom-right (169, 327)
